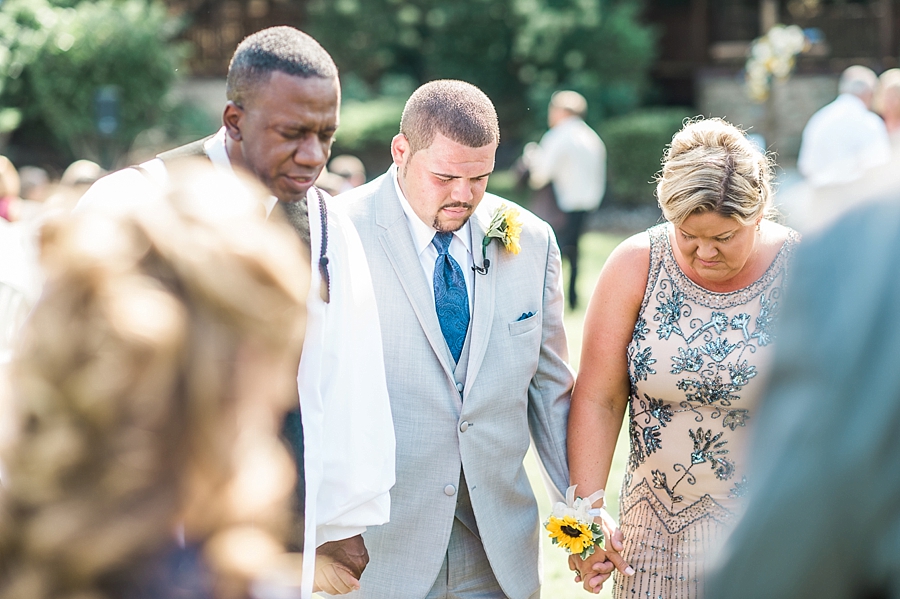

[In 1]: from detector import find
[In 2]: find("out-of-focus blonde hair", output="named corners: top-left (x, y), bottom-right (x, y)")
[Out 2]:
top-left (656, 118), bottom-right (774, 226)
top-left (0, 161), bottom-right (308, 599)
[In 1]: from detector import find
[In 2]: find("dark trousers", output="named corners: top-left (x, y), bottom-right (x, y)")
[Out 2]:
top-left (556, 210), bottom-right (587, 310)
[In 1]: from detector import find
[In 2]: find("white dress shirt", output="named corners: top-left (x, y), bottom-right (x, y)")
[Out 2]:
top-left (798, 94), bottom-right (891, 187)
top-left (391, 164), bottom-right (475, 312)
top-left (527, 116), bottom-right (606, 212)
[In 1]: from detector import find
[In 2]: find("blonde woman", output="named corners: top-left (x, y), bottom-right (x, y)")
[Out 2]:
top-left (568, 119), bottom-right (800, 598)
top-left (0, 164), bottom-right (308, 599)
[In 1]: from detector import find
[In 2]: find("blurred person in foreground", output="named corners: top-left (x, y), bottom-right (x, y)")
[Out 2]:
top-left (76, 26), bottom-right (394, 598)
top-left (337, 79), bottom-right (608, 599)
top-left (522, 90), bottom-right (606, 310)
top-left (705, 178), bottom-right (900, 599)
top-left (797, 65), bottom-right (890, 187)
top-left (568, 118), bottom-right (800, 597)
top-left (0, 163), bottom-right (308, 599)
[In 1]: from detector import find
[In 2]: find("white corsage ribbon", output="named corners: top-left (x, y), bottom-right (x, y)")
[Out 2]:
top-left (544, 485), bottom-right (606, 559)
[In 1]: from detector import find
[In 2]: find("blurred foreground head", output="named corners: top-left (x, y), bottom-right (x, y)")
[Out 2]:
top-left (0, 161), bottom-right (308, 599)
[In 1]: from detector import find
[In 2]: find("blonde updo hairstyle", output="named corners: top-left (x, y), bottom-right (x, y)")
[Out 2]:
top-left (656, 118), bottom-right (774, 227)
top-left (0, 162), bottom-right (308, 599)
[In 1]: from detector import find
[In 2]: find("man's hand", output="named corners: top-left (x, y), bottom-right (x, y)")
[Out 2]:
top-left (569, 552), bottom-right (614, 594)
top-left (313, 535), bottom-right (369, 594)
top-left (568, 512), bottom-right (633, 594)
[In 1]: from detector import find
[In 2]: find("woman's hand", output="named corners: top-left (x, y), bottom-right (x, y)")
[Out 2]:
top-left (568, 514), bottom-right (634, 594)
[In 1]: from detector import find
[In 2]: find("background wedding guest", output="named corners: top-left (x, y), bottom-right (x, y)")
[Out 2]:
top-left (797, 65), bottom-right (890, 187)
top-left (705, 187), bottom-right (900, 599)
top-left (0, 166), bottom-right (308, 599)
top-left (329, 155), bottom-right (366, 189)
top-left (877, 68), bottom-right (900, 152)
top-left (18, 166), bottom-right (50, 203)
top-left (522, 90), bottom-right (606, 310)
top-left (338, 79), bottom-right (622, 599)
top-left (76, 26), bottom-right (394, 599)
top-left (568, 118), bottom-right (799, 597)
top-left (0, 157), bottom-right (21, 223)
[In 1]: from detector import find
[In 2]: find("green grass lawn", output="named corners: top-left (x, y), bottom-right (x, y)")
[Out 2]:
top-left (526, 231), bottom-right (630, 599)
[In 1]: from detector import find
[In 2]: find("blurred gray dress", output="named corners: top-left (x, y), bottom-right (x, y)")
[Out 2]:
top-left (706, 195), bottom-right (900, 599)
top-left (613, 223), bottom-right (799, 599)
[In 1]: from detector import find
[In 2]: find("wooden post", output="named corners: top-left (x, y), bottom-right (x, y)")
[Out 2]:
top-left (878, 0), bottom-right (894, 65)
top-left (760, 0), bottom-right (778, 33)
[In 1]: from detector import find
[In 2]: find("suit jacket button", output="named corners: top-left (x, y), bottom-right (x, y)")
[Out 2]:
top-left (459, 421), bottom-right (469, 432)
top-left (443, 484), bottom-right (456, 496)
top-left (456, 382), bottom-right (463, 393)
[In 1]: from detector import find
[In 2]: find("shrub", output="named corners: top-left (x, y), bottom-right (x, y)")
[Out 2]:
top-left (0, 0), bottom-right (184, 166)
top-left (598, 107), bottom-right (694, 207)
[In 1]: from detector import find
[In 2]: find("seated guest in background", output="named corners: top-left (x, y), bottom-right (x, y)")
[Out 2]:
top-left (329, 155), bottom-right (367, 190)
top-left (0, 166), bottom-right (308, 599)
top-left (568, 118), bottom-right (800, 597)
top-left (798, 65), bottom-right (890, 187)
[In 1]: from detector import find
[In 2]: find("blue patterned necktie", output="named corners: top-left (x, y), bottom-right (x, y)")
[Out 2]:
top-left (432, 231), bottom-right (470, 363)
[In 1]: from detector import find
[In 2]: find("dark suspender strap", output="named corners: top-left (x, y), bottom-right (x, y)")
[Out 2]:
top-left (315, 187), bottom-right (330, 304)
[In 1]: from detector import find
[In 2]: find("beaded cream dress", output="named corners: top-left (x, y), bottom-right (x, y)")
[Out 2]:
top-left (612, 223), bottom-right (799, 599)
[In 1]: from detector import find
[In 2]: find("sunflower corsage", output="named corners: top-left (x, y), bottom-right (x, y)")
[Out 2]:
top-left (482, 204), bottom-right (522, 260)
top-left (544, 485), bottom-right (606, 559)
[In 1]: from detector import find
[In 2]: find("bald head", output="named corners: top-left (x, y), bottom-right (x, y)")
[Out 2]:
top-left (839, 65), bottom-right (878, 107)
top-left (399, 80), bottom-right (499, 155)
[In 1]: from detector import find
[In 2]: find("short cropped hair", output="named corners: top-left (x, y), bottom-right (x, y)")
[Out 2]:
top-left (400, 80), bottom-right (499, 155)
top-left (656, 118), bottom-right (774, 226)
top-left (550, 90), bottom-right (588, 118)
top-left (227, 26), bottom-right (338, 107)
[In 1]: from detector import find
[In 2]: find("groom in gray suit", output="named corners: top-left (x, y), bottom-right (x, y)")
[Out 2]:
top-left (338, 80), bottom-right (573, 599)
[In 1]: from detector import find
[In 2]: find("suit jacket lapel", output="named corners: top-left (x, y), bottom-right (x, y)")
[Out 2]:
top-left (463, 205), bottom-right (497, 395)
top-left (375, 175), bottom-right (456, 379)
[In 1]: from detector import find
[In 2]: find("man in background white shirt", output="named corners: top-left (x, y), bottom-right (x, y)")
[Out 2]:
top-left (798, 65), bottom-right (891, 187)
top-left (523, 91), bottom-right (605, 310)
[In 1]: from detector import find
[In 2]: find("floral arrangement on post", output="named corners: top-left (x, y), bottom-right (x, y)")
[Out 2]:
top-left (745, 24), bottom-right (808, 102)
top-left (544, 485), bottom-right (606, 559)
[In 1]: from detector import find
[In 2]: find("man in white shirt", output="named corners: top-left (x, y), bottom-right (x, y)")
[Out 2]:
top-left (77, 26), bottom-right (394, 599)
top-left (798, 65), bottom-right (891, 187)
top-left (523, 91), bottom-right (605, 310)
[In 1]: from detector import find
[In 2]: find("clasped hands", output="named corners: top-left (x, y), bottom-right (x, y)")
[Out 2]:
top-left (313, 534), bottom-right (369, 595)
top-left (568, 510), bottom-right (634, 594)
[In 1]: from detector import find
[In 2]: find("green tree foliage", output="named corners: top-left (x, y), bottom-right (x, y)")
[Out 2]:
top-left (306, 0), bottom-right (656, 141)
top-left (599, 107), bottom-right (693, 206)
top-left (0, 0), bottom-right (183, 164)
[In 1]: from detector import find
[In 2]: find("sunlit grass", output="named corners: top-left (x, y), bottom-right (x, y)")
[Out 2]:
top-left (527, 230), bottom-right (630, 599)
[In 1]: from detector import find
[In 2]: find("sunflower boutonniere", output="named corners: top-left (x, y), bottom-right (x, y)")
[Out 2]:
top-left (544, 485), bottom-right (606, 559)
top-left (481, 204), bottom-right (522, 262)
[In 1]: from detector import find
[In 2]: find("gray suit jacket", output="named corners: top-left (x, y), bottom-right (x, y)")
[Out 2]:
top-left (338, 171), bottom-right (573, 599)
top-left (706, 194), bottom-right (900, 598)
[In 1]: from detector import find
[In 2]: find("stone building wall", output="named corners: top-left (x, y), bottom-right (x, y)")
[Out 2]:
top-left (697, 70), bottom-right (839, 164)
